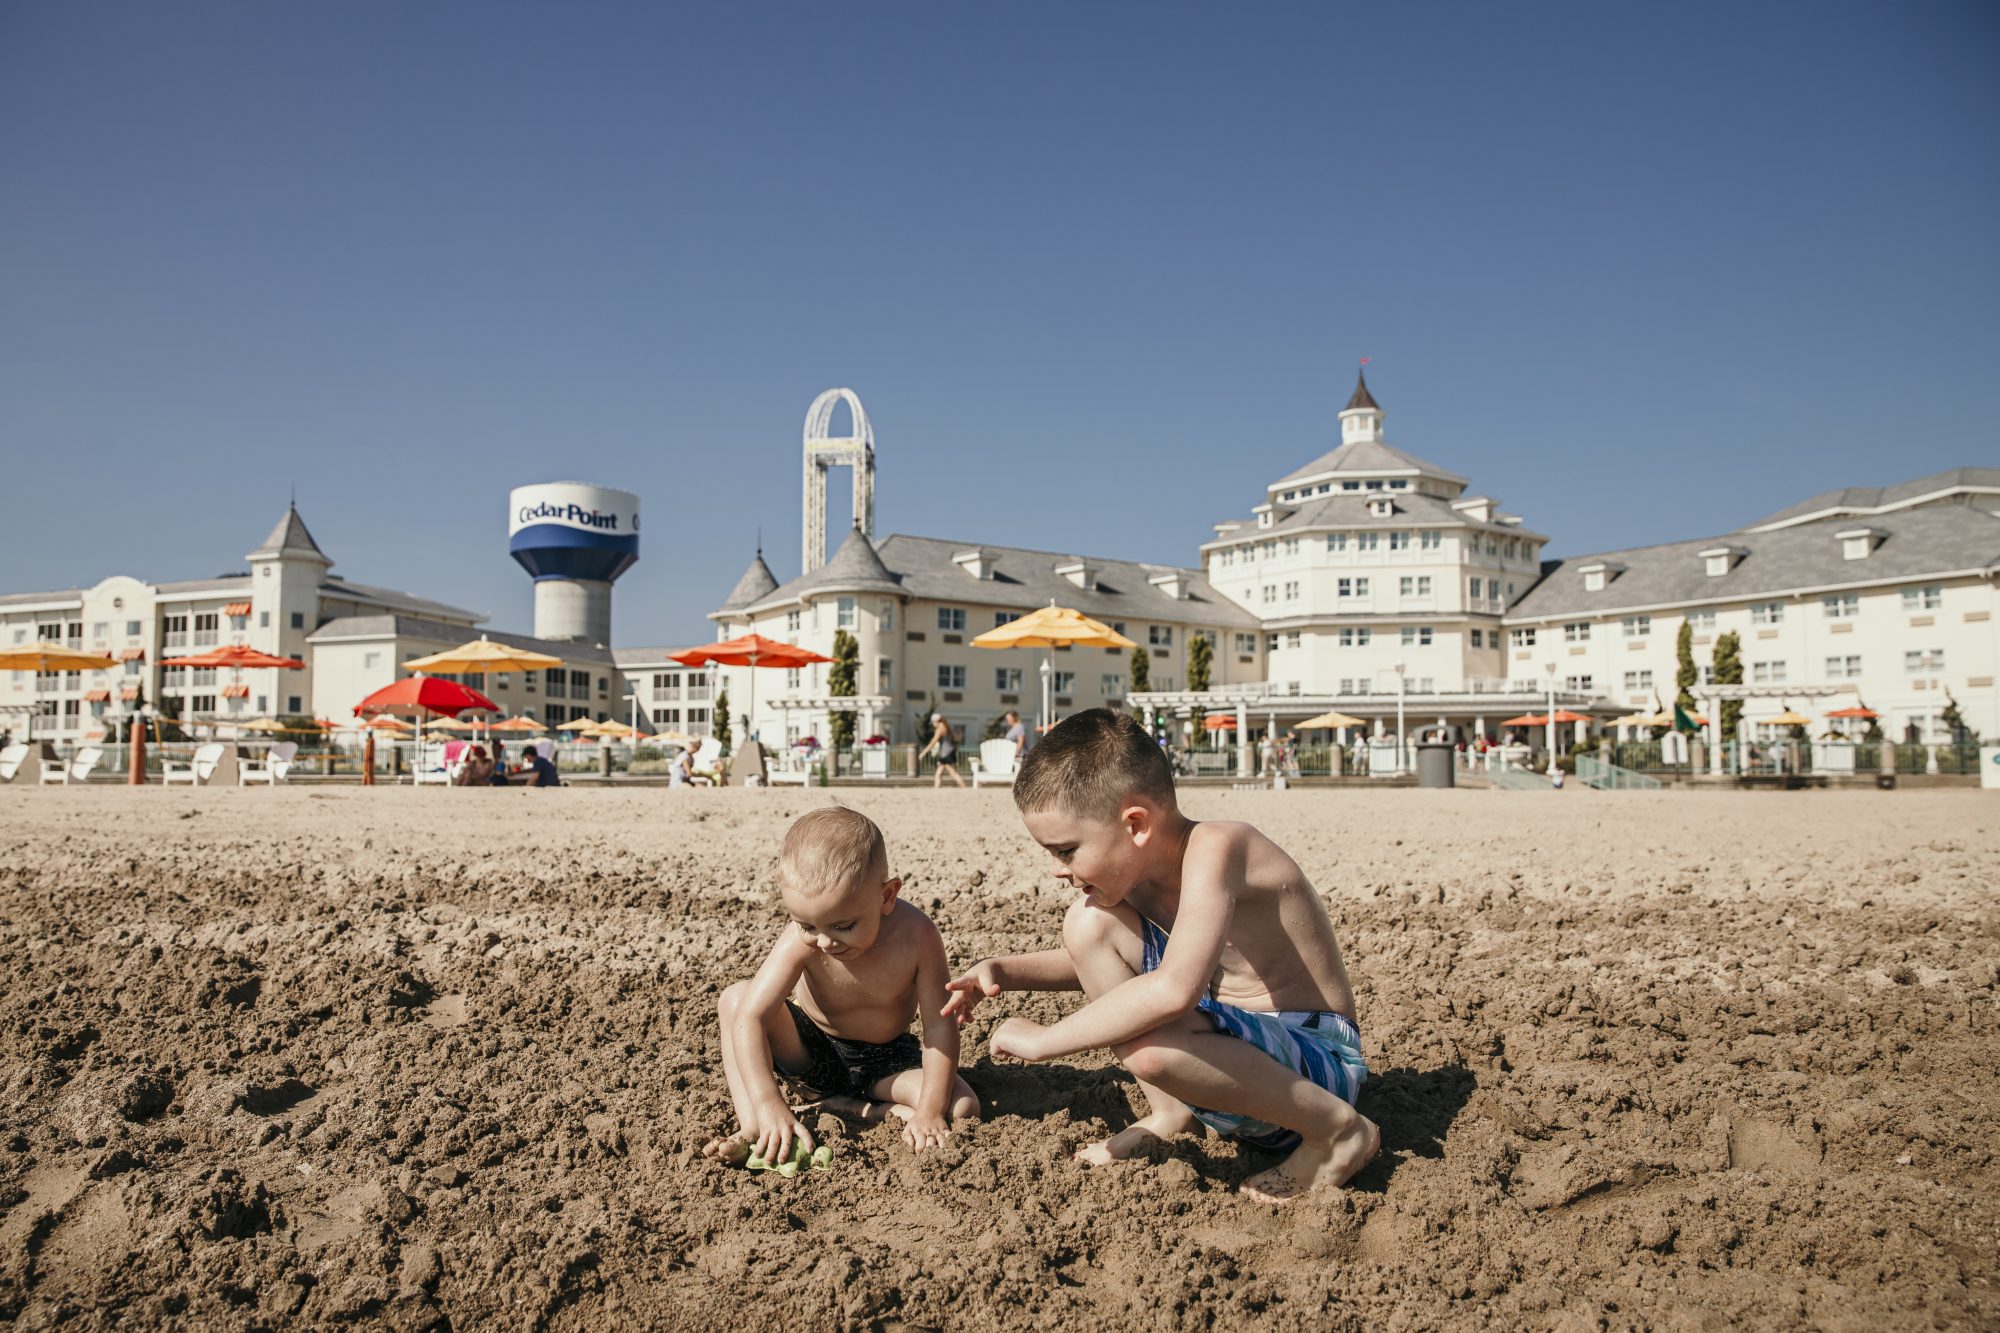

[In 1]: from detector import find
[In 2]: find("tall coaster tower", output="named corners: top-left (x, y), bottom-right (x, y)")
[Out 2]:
top-left (800, 388), bottom-right (875, 573)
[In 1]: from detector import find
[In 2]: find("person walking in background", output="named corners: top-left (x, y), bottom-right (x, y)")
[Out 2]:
top-left (1004, 710), bottom-right (1027, 764)
top-left (920, 713), bottom-right (965, 789)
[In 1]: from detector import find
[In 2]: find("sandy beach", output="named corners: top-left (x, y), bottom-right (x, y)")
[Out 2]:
top-left (1, 785), bottom-right (1994, 1329)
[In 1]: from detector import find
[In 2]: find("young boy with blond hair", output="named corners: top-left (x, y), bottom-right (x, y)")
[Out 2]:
top-left (704, 806), bottom-right (978, 1166)
top-left (943, 709), bottom-right (1377, 1202)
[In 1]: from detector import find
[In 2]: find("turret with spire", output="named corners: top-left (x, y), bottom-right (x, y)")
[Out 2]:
top-left (1339, 367), bottom-right (1385, 446)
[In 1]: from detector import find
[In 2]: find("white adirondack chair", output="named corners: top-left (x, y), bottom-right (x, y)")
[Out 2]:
top-left (240, 741), bottom-right (298, 785)
top-left (39, 746), bottom-right (103, 785)
top-left (0, 743), bottom-right (35, 784)
top-left (970, 737), bottom-right (1020, 787)
top-left (687, 739), bottom-right (723, 786)
top-left (162, 743), bottom-right (227, 786)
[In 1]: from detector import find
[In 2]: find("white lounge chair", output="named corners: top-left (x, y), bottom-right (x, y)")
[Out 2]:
top-left (162, 743), bottom-right (228, 786)
top-left (0, 743), bottom-right (37, 784)
top-left (971, 737), bottom-right (1020, 787)
top-left (39, 745), bottom-right (103, 785)
top-left (240, 741), bottom-right (298, 785)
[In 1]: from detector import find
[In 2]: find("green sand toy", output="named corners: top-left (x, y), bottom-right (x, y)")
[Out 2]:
top-left (745, 1141), bottom-right (834, 1177)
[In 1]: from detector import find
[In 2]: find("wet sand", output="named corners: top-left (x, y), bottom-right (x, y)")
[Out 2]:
top-left (1, 785), bottom-right (1994, 1329)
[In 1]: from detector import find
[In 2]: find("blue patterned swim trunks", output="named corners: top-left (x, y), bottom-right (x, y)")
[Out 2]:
top-left (1140, 916), bottom-right (1367, 1151)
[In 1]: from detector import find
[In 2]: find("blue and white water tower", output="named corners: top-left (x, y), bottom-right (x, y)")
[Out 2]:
top-left (508, 482), bottom-right (640, 645)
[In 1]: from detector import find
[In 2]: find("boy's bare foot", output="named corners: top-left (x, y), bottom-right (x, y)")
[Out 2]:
top-left (700, 1132), bottom-right (755, 1166)
top-left (808, 1095), bottom-right (912, 1125)
top-left (1238, 1115), bottom-right (1379, 1203)
top-left (1075, 1107), bottom-right (1196, 1165)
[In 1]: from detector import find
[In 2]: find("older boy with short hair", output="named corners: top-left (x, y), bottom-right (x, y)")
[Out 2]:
top-left (943, 709), bottom-right (1377, 1202)
top-left (703, 807), bottom-right (978, 1166)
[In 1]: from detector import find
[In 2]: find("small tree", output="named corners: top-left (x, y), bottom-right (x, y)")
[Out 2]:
top-left (1712, 632), bottom-right (1743, 740)
top-left (827, 630), bottom-right (858, 749)
top-left (982, 714), bottom-right (1008, 742)
top-left (1187, 632), bottom-right (1212, 732)
top-left (155, 695), bottom-right (187, 744)
top-left (1674, 621), bottom-right (1697, 714)
top-left (714, 687), bottom-right (731, 753)
top-left (1129, 643), bottom-right (1151, 713)
top-left (1941, 691), bottom-right (1980, 745)
top-left (279, 714), bottom-right (328, 753)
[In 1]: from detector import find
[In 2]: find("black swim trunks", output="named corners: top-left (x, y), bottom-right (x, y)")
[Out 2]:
top-left (782, 1001), bottom-right (924, 1099)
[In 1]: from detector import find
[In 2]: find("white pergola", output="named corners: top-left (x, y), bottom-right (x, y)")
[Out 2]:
top-left (768, 694), bottom-right (895, 743)
top-left (1692, 683), bottom-right (1855, 775)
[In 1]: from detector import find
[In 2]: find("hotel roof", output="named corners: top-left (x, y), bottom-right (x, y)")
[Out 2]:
top-left (1506, 504), bottom-right (2000, 621)
top-left (309, 615), bottom-right (613, 663)
top-left (1273, 438), bottom-right (1469, 490)
top-left (734, 531), bottom-right (1260, 628)
top-left (249, 504), bottom-right (331, 563)
top-left (1741, 467), bottom-right (2000, 531)
top-left (1206, 491), bottom-right (1548, 546)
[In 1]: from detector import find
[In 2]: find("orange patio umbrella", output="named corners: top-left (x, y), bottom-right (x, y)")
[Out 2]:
top-left (1497, 709), bottom-right (1592, 728)
top-left (669, 634), bottom-right (833, 743)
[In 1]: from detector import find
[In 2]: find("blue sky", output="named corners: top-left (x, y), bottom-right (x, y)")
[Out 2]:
top-left (3, 1), bottom-right (1995, 646)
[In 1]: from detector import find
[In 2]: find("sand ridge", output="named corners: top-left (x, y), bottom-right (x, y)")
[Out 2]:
top-left (0, 786), bottom-right (1995, 1329)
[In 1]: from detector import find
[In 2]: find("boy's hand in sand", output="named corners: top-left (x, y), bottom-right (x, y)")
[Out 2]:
top-left (752, 1096), bottom-right (814, 1168)
top-left (941, 962), bottom-right (1001, 1025)
top-left (989, 1017), bottom-right (1052, 1063)
top-left (901, 1110), bottom-right (952, 1153)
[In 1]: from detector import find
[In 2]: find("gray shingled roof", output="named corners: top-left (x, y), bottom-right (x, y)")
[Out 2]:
top-left (249, 505), bottom-right (331, 562)
top-left (745, 532), bottom-right (1259, 628)
top-left (154, 577), bottom-right (253, 595)
top-left (1742, 467), bottom-right (2000, 531)
top-left (1507, 505), bottom-right (2000, 621)
top-left (747, 525), bottom-right (906, 607)
top-left (309, 615), bottom-right (613, 663)
top-left (0, 586), bottom-right (88, 607)
top-left (719, 552), bottom-right (780, 611)
top-left (1275, 437), bottom-right (1468, 488)
top-left (318, 577), bottom-right (484, 623)
top-left (1210, 491), bottom-right (1548, 544)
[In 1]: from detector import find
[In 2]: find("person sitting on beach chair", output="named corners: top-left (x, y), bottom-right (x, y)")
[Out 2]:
top-left (942, 708), bottom-right (1377, 1203)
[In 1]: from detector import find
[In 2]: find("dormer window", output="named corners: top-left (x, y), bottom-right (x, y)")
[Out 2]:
top-left (1054, 560), bottom-right (1097, 591)
top-left (1148, 570), bottom-right (1189, 601)
top-left (1257, 512), bottom-right (1274, 529)
top-left (1367, 497), bottom-right (1394, 518)
top-left (1699, 545), bottom-right (1744, 577)
top-left (1578, 561), bottom-right (1625, 593)
top-left (1837, 527), bottom-right (1882, 561)
top-left (951, 548), bottom-right (997, 580)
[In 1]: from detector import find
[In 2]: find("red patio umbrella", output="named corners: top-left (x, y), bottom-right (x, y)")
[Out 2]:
top-left (669, 634), bottom-right (833, 743)
top-left (354, 676), bottom-right (501, 758)
top-left (1824, 705), bottom-right (1878, 720)
top-left (1203, 714), bottom-right (1239, 730)
top-left (160, 644), bottom-right (306, 669)
top-left (1497, 709), bottom-right (1592, 728)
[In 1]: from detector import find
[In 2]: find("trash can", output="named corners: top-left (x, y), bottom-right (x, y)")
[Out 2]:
top-left (1416, 741), bottom-right (1456, 789)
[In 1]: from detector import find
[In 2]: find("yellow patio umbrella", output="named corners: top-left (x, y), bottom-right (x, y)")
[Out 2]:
top-left (1607, 711), bottom-right (1658, 728)
top-left (426, 715), bottom-right (477, 731)
top-left (0, 642), bottom-right (118, 741)
top-left (556, 717), bottom-right (601, 731)
top-left (972, 604), bottom-right (1137, 730)
top-left (238, 717), bottom-right (288, 733)
top-left (362, 715), bottom-right (414, 731)
top-left (401, 635), bottom-right (564, 674)
top-left (1769, 707), bottom-right (1813, 728)
top-left (1297, 710), bottom-right (1367, 730)
top-left (655, 730), bottom-right (698, 746)
top-left (589, 719), bottom-right (642, 739)
top-left (487, 716), bottom-right (547, 733)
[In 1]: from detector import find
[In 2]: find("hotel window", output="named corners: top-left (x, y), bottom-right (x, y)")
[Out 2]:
top-left (1563, 675), bottom-right (1593, 693)
top-left (836, 597), bottom-right (856, 630)
top-left (90, 622), bottom-right (106, 639)
top-left (572, 670), bottom-right (591, 697)
top-left (1282, 537), bottom-right (1300, 557)
top-left (994, 611), bottom-right (1018, 629)
top-left (1687, 609), bottom-right (1716, 632)
top-left (1471, 629), bottom-right (1485, 648)
top-left (162, 615), bottom-right (188, 649)
top-left (363, 652), bottom-right (382, 670)
top-left (878, 601), bottom-right (895, 632)
top-left (654, 707), bottom-right (682, 725)
top-left (937, 664), bottom-right (966, 689)
top-left (1283, 632), bottom-right (1300, 649)
top-left (1356, 532), bottom-right (1379, 551)
top-left (1420, 531), bottom-right (1440, 550)
top-left (1234, 633), bottom-right (1256, 653)
top-left (1388, 531), bottom-right (1410, 551)
top-left (938, 607), bottom-right (966, 633)
top-left (1622, 670), bottom-right (1654, 691)
top-left (1149, 625), bottom-right (1173, 647)
top-left (1506, 539), bottom-right (1519, 559)
top-left (1511, 628), bottom-right (1536, 648)
top-left (124, 659), bottom-right (141, 677)
top-left (1621, 615), bottom-right (1651, 637)
top-left (1326, 533), bottom-right (1347, 554)
top-left (1901, 585), bottom-right (1943, 611)
top-left (1398, 575), bottom-right (1432, 597)
top-left (1053, 671), bottom-right (1075, 693)
top-left (1822, 594), bottom-right (1859, 619)
top-left (125, 619), bottom-right (141, 637)
top-left (1101, 674), bottom-right (1124, 696)
top-left (995, 667), bottom-right (1022, 692)
top-left (1469, 578), bottom-right (1483, 600)
top-left (1261, 585), bottom-right (1276, 605)
top-left (1751, 660), bottom-right (1788, 684)
top-left (1343, 481), bottom-right (1360, 491)
top-left (1400, 627), bottom-right (1432, 647)
top-left (191, 694), bottom-right (216, 713)
top-left (291, 613), bottom-right (305, 630)
top-left (1563, 621), bottom-right (1590, 643)
top-left (1338, 627), bottom-right (1372, 648)
top-left (785, 609), bottom-right (801, 633)
top-left (192, 668), bottom-right (217, 687)
top-left (544, 668), bottom-right (566, 697)
top-left (1268, 634), bottom-right (1281, 652)
top-left (1904, 649), bottom-right (1944, 673)
top-left (652, 672), bottom-right (678, 692)
top-left (877, 659), bottom-right (893, 693)
top-left (786, 668), bottom-right (801, 690)
top-left (1283, 581), bottom-right (1299, 602)
top-left (1825, 655), bottom-right (1862, 679)
top-left (1751, 602), bottom-right (1784, 626)
top-left (1337, 578), bottom-right (1370, 598)
top-left (259, 612), bottom-right (270, 628)
top-left (1366, 480), bottom-right (1384, 491)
